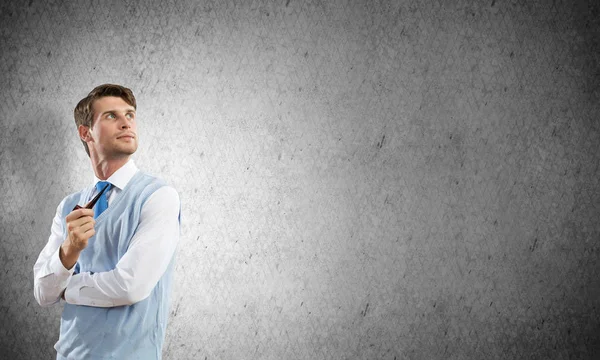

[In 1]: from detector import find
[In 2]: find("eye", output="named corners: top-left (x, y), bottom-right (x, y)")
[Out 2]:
top-left (126, 112), bottom-right (135, 119)
top-left (106, 113), bottom-right (116, 119)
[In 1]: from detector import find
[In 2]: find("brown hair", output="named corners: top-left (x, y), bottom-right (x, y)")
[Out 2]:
top-left (74, 84), bottom-right (137, 156)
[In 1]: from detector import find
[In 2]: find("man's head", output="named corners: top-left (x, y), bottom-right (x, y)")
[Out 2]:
top-left (74, 84), bottom-right (138, 158)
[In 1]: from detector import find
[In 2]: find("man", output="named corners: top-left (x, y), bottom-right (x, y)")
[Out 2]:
top-left (33, 84), bottom-right (180, 359)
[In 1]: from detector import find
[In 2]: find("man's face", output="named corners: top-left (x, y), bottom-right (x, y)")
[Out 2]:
top-left (83, 96), bottom-right (138, 158)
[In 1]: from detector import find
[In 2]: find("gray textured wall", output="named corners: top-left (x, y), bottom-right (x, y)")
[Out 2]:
top-left (1, 0), bottom-right (599, 359)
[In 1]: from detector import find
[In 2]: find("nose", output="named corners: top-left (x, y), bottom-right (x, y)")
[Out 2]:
top-left (118, 114), bottom-right (133, 129)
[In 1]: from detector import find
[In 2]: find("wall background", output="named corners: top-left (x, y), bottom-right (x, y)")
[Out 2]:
top-left (1, 0), bottom-right (599, 359)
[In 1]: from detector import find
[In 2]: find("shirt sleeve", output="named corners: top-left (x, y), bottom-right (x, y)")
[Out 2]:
top-left (33, 199), bottom-right (76, 307)
top-left (64, 186), bottom-right (180, 307)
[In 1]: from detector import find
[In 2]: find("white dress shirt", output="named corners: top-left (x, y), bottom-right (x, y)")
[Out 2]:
top-left (33, 159), bottom-right (180, 307)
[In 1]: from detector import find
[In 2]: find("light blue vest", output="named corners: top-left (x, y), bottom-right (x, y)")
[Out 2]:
top-left (55, 171), bottom-right (178, 360)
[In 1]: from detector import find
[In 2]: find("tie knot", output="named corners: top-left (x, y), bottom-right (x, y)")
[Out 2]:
top-left (96, 181), bottom-right (112, 192)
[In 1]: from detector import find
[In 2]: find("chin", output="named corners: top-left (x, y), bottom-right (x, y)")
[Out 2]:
top-left (115, 145), bottom-right (137, 156)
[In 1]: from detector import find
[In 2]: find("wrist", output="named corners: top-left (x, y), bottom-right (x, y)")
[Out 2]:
top-left (59, 242), bottom-right (80, 270)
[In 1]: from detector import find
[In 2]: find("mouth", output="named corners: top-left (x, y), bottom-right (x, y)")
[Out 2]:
top-left (117, 134), bottom-right (136, 140)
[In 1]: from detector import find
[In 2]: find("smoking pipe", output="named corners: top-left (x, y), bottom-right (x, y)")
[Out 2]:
top-left (72, 183), bottom-right (110, 211)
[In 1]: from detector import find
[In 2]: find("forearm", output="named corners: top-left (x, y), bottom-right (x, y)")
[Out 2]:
top-left (66, 251), bottom-right (177, 308)
top-left (34, 198), bottom-right (79, 307)
top-left (33, 247), bottom-right (74, 307)
top-left (65, 273), bottom-right (129, 307)
top-left (65, 266), bottom-right (161, 307)
top-left (59, 242), bottom-right (82, 271)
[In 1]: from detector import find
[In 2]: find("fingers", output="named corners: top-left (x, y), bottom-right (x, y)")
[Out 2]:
top-left (68, 218), bottom-right (95, 237)
top-left (66, 208), bottom-right (94, 222)
top-left (69, 215), bottom-right (95, 228)
top-left (74, 227), bottom-right (95, 241)
top-left (65, 209), bottom-right (96, 251)
top-left (77, 219), bottom-right (95, 234)
top-left (67, 225), bottom-right (95, 251)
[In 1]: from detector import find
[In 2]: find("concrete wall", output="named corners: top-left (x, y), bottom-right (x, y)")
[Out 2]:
top-left (1, 0), bottom-right (599, 358)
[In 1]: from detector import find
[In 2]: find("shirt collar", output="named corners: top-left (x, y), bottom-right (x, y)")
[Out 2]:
top-left (93, 159), bottom-right (138, 191)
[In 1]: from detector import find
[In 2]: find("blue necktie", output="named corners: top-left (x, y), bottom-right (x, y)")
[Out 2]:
top-left (94, 181), bottom-right (113, 218)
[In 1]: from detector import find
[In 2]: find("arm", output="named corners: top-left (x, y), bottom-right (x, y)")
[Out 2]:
top-left (65, 186), bottom-right (180, 307)
top-left (33, 199), bottom-right (74, 307)
top-left (34, 201), bottom-right (96, 306)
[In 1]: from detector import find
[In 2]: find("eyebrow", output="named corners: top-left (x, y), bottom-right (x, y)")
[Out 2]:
top-left (101, 108), bottom-right (136, 116)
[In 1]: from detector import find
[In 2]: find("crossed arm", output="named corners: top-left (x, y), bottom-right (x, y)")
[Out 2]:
top-left (33, 186), bottom-right (180, 308)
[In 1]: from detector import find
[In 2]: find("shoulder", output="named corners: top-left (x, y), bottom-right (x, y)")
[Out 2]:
top-left (135, 172), bottom-right (177, 193)
top-left (135, 172), bottom-right (180, 205)
top-left (134, 171), bottom-right (167, 186)
top-left (141, 185), bottom-right (180, 221)
top-left (128, 171), bottom-right (179, 206)
top-left (126, 171), bottom-right (167, 198)
top-left (148, 185), bottom-right (180, 205)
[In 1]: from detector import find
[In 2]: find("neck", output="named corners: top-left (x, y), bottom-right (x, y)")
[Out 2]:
top-left (89, 153), bottom-right (130, 180)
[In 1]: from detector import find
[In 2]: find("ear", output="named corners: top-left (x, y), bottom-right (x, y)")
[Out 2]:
top-left (78, 125), bottom-right (93, 142)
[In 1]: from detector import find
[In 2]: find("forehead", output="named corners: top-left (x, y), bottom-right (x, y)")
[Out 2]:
top-left (91, 96), bottom-right (135, 115)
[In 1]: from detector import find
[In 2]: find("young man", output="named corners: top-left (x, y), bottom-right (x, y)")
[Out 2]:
top-left (33, 84), bottom-right (180, 359)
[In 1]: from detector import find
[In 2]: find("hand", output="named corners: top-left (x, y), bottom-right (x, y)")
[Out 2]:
top-left (59, 208), bottom-right (95, 269)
